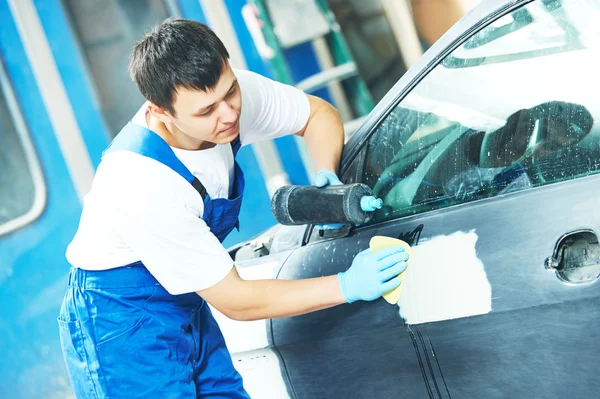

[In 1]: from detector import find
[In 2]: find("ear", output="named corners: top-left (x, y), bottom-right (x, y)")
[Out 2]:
top-left (147, 103), bottom-right (174, 124)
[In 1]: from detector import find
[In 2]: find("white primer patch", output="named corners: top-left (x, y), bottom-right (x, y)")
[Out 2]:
top-left (397, 230), bottom-right (492, 325)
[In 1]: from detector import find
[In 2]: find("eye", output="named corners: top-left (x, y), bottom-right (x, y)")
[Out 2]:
top-left (226, 85), bottom-right (237, 98)
top-left (197, 107), bottom-right (213, 117)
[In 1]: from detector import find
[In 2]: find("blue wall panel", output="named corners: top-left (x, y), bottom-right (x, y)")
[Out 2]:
top-left (0, 1), bottom-right (83, 397)
top-left (33, 0), bottom-right (111, 168)
top-left (177, 0), bottom-right (208, 24)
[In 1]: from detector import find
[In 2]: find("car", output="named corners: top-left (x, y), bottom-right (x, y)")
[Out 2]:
top-left (212, 0), bottom-right (600, 397)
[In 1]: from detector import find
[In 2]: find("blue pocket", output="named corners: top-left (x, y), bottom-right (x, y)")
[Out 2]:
top-left (92, 286), bottom-right (155, 347)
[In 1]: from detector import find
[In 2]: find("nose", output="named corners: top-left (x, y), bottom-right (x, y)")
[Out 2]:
top-left (217, 100), bottom-right (237, 125)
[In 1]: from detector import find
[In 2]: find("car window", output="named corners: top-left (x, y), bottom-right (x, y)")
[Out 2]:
top-left (0, 61), bottom-right (45, 235)
top-left (361, 0), bottom-right (600, 224)
top-left (443, 1), bottom-right (587, 68)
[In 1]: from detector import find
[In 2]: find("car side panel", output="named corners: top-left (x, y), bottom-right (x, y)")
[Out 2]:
top-left (423, 297), bottom-right (600, 398)
top-left (274, 174), bottom-right (600, 398)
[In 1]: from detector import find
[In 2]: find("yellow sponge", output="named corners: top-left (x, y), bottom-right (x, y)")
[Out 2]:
top-left (369, 236), bottom-right (411, 304)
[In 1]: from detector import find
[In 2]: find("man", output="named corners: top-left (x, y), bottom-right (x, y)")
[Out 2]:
top-left (58, 18), bottom-right (407, 398)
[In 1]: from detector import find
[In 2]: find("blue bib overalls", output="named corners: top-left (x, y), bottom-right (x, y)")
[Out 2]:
top-left (58, 123), bottom-right (251, 398)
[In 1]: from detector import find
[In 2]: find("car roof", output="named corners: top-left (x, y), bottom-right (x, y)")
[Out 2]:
top-left (342, 0), bottom-right (530, 162)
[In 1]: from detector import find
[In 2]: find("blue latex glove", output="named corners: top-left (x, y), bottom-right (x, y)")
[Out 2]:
top-left (314, 169), bottom-right (343, 188)
top-left (314, 170), bottom-right (344, 230)
top-left (338, 246), bottom-right (408, 303)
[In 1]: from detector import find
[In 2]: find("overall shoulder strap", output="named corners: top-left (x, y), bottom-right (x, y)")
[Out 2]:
top-left (230, 135), bottom-right (242, 157)
top-left (104, 122), bottom-right (208, 198)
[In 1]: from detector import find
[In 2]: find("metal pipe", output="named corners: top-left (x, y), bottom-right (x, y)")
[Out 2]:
top-left (381, 0), bottom-right (423, 68)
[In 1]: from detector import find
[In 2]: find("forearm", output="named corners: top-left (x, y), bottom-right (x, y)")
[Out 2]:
top-left (200, 267), bottom-right (347, 322)
top-left (299, 95), bottom-right (345, 174)
top-left (227, 275), bottom-right (346, 321)
top-left (199, 245), bottom-right (408, 321)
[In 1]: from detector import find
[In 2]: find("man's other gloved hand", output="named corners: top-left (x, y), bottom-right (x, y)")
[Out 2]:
top-left (314, 170), bottom-right (344, 231)
top-left (314, 170), bottom-right (343, 188)
top-left (338, 246), bottom-right (408, 303)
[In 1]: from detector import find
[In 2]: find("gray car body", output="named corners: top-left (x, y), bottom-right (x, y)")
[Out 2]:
top-left (226, 0), bottom-right (600, 397)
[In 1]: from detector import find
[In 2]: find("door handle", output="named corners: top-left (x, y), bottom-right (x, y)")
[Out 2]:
top-left (545, 229), bottom-right (600, 284)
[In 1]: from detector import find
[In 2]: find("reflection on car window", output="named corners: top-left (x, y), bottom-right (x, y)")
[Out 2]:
top-left (361, 0), bottom-right (600, 224)
top-left (0, 62), bottom-right (44, 232)
top-left (62, 0), bottom-right (171, 136)
top-left (443, 0), bottom-right (598, 68)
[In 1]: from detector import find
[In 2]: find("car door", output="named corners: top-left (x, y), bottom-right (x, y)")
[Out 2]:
top-left (273, 1), bottom-right (600, 398)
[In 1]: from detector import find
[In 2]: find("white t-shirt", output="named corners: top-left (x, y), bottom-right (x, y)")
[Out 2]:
top-left (66, 69), bottom-right (310, 295)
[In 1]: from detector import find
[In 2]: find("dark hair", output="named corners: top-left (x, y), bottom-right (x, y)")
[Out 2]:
top-left (129, 18), bottom-right (230, 115)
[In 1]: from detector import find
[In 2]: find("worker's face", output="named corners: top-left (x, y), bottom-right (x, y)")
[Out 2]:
top-left (169, 63), bottom-right (242, 145)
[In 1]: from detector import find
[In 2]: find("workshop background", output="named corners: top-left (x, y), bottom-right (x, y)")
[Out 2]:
top-left (0, 1), bottom-right (476, 397)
